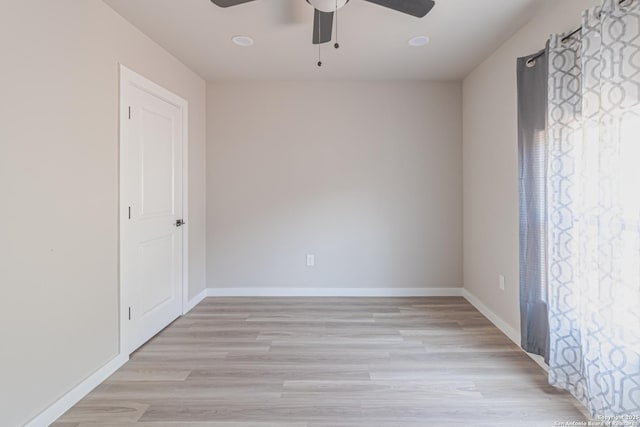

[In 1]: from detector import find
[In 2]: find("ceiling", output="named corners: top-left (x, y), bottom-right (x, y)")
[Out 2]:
top-left (104, 0), bottom-right (550, 81)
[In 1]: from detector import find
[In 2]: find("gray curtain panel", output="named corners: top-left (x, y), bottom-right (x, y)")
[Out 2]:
top-left (517, 46), bottom-right (549, 363)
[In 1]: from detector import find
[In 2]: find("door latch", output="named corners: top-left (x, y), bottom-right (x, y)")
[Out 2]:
top-left (175, 219), bottom-right (186, 227)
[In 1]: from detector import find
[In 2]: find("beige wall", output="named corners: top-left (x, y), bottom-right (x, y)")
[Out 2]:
top-left (0, 1), bottom-right (206, 425)
top-left (207, 82), bottom-right (462, 291)
top-left (462, 0), bottom-right (600, 334)
top-left (0, 0), bottom-right (601, 423)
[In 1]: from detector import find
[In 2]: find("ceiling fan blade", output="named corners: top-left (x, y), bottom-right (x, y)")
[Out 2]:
top-left (210, 0), bottom-right (258, 8)
top-left (312, 9), bottom-right (333, 44)
top-left (362, 0), bottom-right (435, 18)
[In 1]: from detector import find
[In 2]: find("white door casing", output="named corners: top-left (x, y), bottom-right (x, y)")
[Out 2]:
top-left (120, 65), bottom-right (189, 355)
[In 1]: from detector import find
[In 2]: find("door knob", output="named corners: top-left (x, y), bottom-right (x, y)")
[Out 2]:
top-left (175, 219), bottom-right (185, 227)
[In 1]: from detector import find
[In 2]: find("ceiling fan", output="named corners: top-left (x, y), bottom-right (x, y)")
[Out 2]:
top-left (210, 0), bottom-right (436, 57)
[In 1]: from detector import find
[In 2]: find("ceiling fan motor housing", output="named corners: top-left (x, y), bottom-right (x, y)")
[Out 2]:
top-left (306, 0), bottom-right (349, 13)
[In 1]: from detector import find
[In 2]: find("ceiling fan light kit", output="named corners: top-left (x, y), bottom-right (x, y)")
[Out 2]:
top-left (308, 0), bottom-right (349, 13)
top-left (213, 0), bottom-right (435, 66)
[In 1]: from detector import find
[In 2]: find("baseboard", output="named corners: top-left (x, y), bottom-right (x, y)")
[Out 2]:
top-left (184, 288), bottom-right (207, 313)
top-left (206, 287), bottom-right (463, 297)
top-left (461, 289), bottom-right (520, 343)
top-left (462, 289), bottom-right (548, 372)
top-left (24, 286), bottom-right (542, 427)
top-left (26, 288), bottom-right (209, 427)
top-left (24, 353), bottom-right (128, 427)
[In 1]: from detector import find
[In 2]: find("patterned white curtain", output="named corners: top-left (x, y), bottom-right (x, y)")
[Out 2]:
top-left (547, 0), bottom-right (640, 420)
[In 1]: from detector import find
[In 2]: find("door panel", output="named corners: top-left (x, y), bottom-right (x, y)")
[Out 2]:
top-left (123, 80), bottom-right (184, 354)
top-left (138, 234), bottom-right (175, 315)
top-left (140, 107), bottom-right (175, 217)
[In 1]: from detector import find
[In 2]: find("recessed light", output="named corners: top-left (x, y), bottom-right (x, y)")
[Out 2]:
top-left (232, 35), bottom-right (254, 47)
top-left (408, 36), bottom-right (430, 47)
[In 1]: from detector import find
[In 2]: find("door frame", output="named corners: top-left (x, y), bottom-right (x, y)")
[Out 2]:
top-left (118, 64), bottom-right (190, 355)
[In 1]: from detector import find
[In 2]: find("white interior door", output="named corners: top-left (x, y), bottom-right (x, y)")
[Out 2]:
top-left (121, 68), bottom-right (186, 354)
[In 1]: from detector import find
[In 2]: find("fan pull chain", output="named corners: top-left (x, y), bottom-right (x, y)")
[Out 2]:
top-left (334, 0), bottom-right (340, 49)
top-left (317, 10), bottom-right (322, 67)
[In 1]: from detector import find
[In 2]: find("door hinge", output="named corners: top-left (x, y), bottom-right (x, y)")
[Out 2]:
top-left (128, 307), bottom-right (131, 320)
top-left (128, 106), bottom-right (131, 120)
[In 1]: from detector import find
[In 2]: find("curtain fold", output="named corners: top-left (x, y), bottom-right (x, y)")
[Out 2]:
top-left (546, 0), bottom-right (640, 419)
top-left (518, 46), bottom-right (550, 363)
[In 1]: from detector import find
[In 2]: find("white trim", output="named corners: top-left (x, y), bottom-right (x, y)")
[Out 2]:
top-left (24, 287), bottom-right (545, 426)
top-left (184, 288), bottom-right (208, 312)
top-left (25, 285), bottom-right (205, 427)
top-left (180, 98), bottom-right (190, 316)
top-left (462, 289), bottom-right (548, 372)
top-left (119, 64), bottom-right (190, 356)
top-left (462, 289), bottom-right (520, 343)
top-left (24, 354), bottom-right (128, 427)
top-left (526, 351), bottom-right (548, 372)
top-left (206, 287), bottom-right (463, 297)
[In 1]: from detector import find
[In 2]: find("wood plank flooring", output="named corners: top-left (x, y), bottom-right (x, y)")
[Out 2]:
top-left (53, 297), bottom-right (587, 427)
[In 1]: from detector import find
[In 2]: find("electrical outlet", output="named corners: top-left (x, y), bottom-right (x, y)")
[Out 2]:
top-left (306, 254), bottom-right (315, 267)
top-left (499, 274), bottom-right (505, 291)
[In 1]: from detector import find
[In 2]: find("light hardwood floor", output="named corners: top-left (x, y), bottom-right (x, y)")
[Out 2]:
top-left (53, 297), bottom-right (587, 427)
